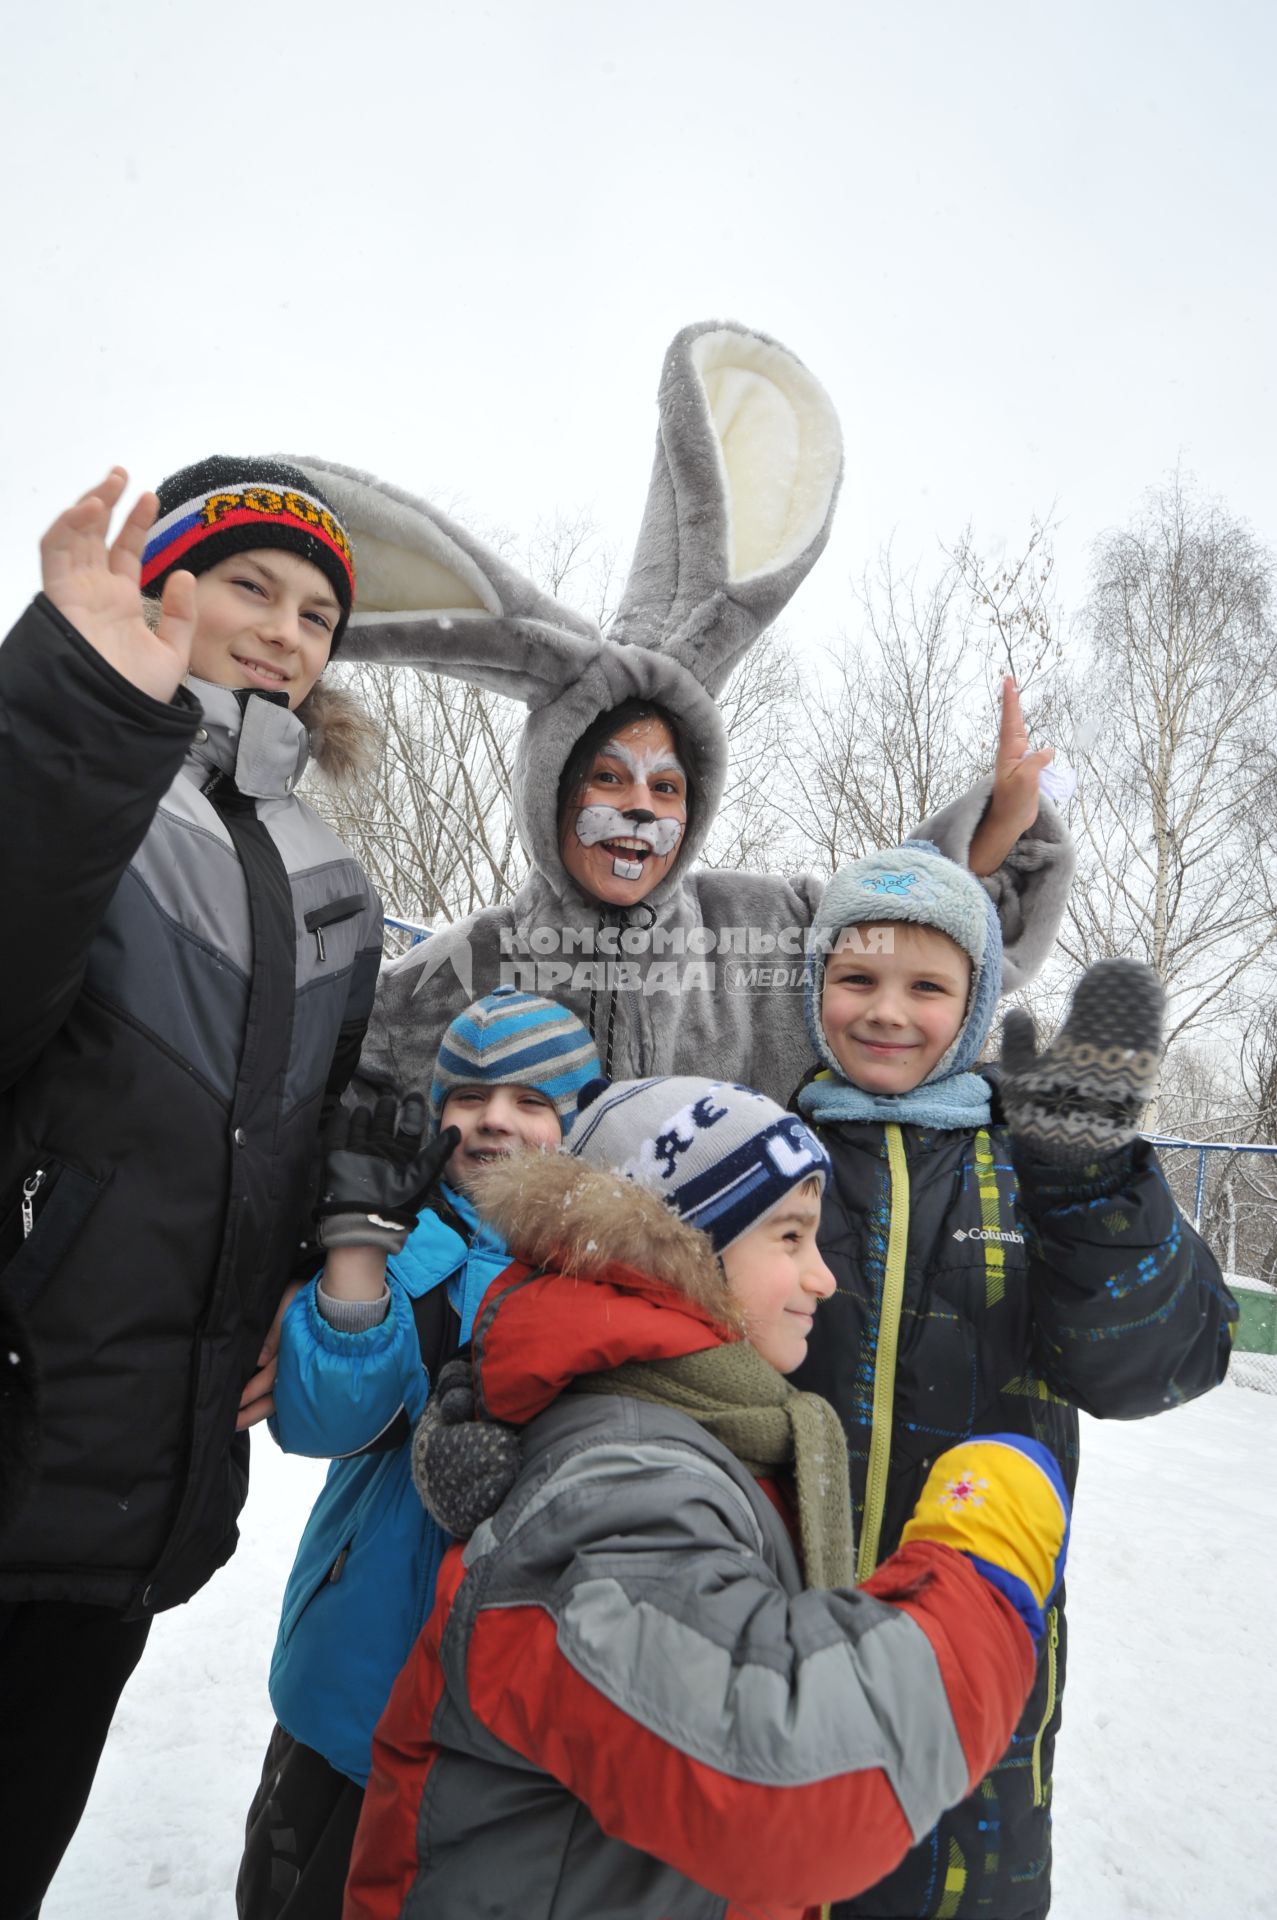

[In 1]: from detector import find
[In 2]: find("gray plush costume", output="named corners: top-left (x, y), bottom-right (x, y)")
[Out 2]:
top-left (293, 320), bottom-right (1074, 1104)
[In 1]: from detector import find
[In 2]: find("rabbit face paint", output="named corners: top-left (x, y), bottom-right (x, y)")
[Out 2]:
top-left (560, 717), bottom-right (688, 905)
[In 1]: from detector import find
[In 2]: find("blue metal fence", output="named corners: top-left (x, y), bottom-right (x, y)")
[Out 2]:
top-left (1143, 1135), bottom-right (1277, 1232)
top-left (384, 914), bottom-right (431, 949)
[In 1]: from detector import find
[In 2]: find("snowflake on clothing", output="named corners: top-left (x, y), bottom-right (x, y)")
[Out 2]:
top-left (940, 1470), bottom-right (988, 1508)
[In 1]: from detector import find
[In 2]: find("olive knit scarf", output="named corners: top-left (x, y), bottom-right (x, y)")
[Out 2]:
top-left (573, 1341), bottom-right (855, 1590)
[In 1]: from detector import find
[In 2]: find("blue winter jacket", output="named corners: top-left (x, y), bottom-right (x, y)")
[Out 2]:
top-left (266, 1186), bottom-right (510, 1785)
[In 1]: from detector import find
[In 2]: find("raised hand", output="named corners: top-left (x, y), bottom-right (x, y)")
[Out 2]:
top-left (40, 468), bottom-right (196, 704)
top-left (1000, 957), bottom-right (1163, 1167)
top-left (968, 678), bottom-right (1056, 876)
top-left (316, 1094), bottom-right (460, 1254)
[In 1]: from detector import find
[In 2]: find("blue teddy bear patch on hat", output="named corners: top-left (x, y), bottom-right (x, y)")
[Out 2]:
top-left (865, 871), bottom-right (917, 895)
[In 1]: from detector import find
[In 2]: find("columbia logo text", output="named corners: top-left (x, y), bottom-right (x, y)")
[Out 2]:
top-left (952, 1226), bottom-right (1026, 1246)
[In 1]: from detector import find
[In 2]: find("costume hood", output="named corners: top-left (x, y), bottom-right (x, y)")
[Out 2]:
top-left (288, 320), bottom-right (843, 907)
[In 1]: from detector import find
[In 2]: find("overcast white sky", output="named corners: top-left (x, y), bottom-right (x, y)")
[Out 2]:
top-left (2, 0), bottom-right (1273, 660)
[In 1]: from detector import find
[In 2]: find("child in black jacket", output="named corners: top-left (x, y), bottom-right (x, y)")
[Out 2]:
top-left (791, 839), bottom-right (1236, 1920)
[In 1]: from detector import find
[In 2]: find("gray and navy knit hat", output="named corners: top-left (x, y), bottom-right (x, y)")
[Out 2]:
top-left (430, 988), bottom-right (600, 1135)
top-left (805, 840), bottom-right (1003, 1084)
top-left (569, 1076), bottom-right (830, 1253)
top-left (140, 455), bottom-right (356, 652)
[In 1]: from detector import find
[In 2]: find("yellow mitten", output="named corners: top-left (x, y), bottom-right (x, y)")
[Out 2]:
top-left (900, 1434), bottom-right (1070, 1646)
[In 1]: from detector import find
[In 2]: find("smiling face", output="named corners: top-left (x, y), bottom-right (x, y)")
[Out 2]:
top-left (558, 714), bottom-right (688, 906)
top-left (821, 922), bottom-right (973, 1094)
top-left (439, 1084), bottom-right (564, 1194)
top-left (719, 1181), bottom-right (835, 1374)
top-left (187, 548), bottom-right (340, 709)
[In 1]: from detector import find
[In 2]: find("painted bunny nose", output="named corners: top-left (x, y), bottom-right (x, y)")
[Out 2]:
top-left (624, 808), bottom-right (657, 824)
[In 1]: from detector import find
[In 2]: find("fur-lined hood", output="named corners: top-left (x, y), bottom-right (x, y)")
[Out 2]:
top-left (296, 677), bottom-right (381, 783)
top-left (471, 1150), bottom-right (737, 1325)
top-left (466, 1150), bottom-right (745, 1425)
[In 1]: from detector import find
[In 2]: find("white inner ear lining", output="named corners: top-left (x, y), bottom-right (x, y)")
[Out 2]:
top-left (688, 330), bottom-right (842, 583)
top-left (306, 478), bottom-right (505, 616)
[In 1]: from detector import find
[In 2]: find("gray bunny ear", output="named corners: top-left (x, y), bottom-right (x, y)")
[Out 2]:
top-left (291, 456), bottom-right (600, 708)
top-left (609, 321), bottom-right (843, 696)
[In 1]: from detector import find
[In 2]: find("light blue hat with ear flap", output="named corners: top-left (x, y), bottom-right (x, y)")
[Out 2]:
top-left (797, 841), bottom-right (1002, 1131)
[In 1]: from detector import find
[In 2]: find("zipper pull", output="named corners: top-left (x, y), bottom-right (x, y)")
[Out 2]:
top-left (21, 1170), bottom-right (46, 1240)
top-left (314, 927), bottom-right (326, 963)
top-left (328, 1545), bottom-right (350, 1584)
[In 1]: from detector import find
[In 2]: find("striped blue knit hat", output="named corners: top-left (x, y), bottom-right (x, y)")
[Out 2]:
top-left (430, 989), bottom-right (600, 1135)
top-left (804, 840), bottom-right (1003, 1085)
top-left (569, 1077), bottom-right (830, 1253)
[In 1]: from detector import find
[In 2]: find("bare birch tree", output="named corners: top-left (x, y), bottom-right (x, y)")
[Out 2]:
top-left (774, 522), bottom-right (1063, 877)
top-left (312, 663), bottom-right (526, 951)
top-left (1042, 475), bottom-right (1277, 1064)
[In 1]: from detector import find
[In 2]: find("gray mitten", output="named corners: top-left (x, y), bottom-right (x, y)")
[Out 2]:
top-left (412, 1357), bottom-right (521, 1538)
top-left (1000, 958), bottom-right (1163, 1167)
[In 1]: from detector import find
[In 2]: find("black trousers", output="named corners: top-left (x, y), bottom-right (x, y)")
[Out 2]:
top-left (237, 1724), bottom-right (366, 1920)
top-left (0, 1599), bottom-right (152, 1920)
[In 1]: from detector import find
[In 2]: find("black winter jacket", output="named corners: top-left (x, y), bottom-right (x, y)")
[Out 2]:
top-left (0, 596), bottom-right (382, 1616)
top-left (792, 1095), bottom-right (1235, 1920)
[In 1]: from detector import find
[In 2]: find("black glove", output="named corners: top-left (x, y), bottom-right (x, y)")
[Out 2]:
top-left (1000, 958), bottom-right (1163, 1168)
top-left (412, 1356), bottom-right (521, 1539)
top-left (315, 1095), bottom-right (460, 1254)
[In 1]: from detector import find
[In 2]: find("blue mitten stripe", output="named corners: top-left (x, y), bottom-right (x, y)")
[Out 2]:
top-left (965, 1553), bottom-right (1046, 1648)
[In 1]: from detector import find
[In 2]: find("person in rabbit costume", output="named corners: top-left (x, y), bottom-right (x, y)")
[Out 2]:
top-left (291, 320), bottom-right (1072, 1103)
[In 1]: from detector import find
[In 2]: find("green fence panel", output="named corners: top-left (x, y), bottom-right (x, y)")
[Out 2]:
top-left (1233, 1286), bottom-right (1277, 1355)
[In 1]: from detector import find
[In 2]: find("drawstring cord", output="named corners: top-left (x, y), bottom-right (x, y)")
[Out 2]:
top-left (586, 900), bottom-right (657, 1080)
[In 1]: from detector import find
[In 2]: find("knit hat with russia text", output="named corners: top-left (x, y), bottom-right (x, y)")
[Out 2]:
top-left (139, 455), bottom-right (356, 652)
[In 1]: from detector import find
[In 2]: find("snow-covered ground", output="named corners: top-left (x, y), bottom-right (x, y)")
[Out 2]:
top-left (46, 1378), bottom-right (1277, 1919)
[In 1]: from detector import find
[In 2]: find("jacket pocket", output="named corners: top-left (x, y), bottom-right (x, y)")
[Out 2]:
top-left (303, 894), bottom-right (365, 964)
top-left (279, 1534), bottom-right (357, 1647)
top-left (1, 1157), bottom-right (108, 1314)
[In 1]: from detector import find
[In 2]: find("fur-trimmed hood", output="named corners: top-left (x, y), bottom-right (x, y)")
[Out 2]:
top-left (296, 677), bottom-right (382, 784)
top-left (466, 1150), bottom-right (745, 1426)
top-left (471, 1150), bottom-right (735, 1320)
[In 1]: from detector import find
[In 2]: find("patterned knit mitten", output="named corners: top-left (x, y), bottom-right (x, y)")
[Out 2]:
top-left (412, 1357), bottom-right (521, 1539)
top-left (999, 958), bottom-right (1163, 1168)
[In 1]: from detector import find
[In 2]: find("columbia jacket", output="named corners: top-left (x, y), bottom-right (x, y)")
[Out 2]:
top-left (792, 1102), bottom-right (1236, 1920)
top-left (268, 1187), bottom-right (510, 1784)
top-left (346, 1153), bottom-right (1045, 1920)
top-left (0, 595), bottom-right (382, 1615)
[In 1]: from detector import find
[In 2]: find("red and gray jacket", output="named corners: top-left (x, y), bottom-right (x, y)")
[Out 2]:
top-left (346, 1154), bottom-right (1041, 1920)
top-left (0, 595), bottom-right (382, 1615)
